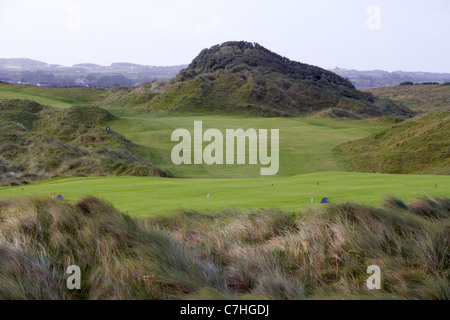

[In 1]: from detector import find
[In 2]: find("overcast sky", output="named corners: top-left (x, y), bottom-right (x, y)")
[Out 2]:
top-left (1, 0), bottom-right (449, 72)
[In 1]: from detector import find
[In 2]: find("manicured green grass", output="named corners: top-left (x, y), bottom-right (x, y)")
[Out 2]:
top-left (1, 172), bottom-right (447, 217)
top-left (111, 115), bottom-right (390, 178)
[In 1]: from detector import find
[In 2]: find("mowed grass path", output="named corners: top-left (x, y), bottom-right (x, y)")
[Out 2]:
top-left (0, 173), bottom-right (447, 217)
top-left (111, 115), bottom-right (390, 178)
top-left (0, 89), bottom-right (73, 108)
top-left (0, 83), bottom-right (105, 109)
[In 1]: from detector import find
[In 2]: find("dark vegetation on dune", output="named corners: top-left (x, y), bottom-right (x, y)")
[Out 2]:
top-left (0, 99), bottom-right (172, 186)
top-left (0, 196), bottom-right (448, 300)
top-left (337, 112), bottom-right (450, 175)
top-left (101, 42), bottom-right (415, 118)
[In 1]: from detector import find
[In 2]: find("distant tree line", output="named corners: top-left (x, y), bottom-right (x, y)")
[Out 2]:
top-left (400, 81), bottom-right (446, 86)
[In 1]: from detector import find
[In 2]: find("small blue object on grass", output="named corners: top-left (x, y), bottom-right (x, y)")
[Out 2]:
top-left (106, 126), bottom-right (111, 132)
top-left (321, 198), bottom-right (330, 204)
top-left (57, 195), bottom-right (64, 201)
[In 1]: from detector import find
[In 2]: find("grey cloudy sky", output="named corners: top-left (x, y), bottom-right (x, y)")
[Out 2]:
top-left (1, 0), bottom-right (449, 72)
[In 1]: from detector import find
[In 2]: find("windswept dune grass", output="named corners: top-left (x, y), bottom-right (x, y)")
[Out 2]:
top-left (0, 196), bottom-right (448, 300)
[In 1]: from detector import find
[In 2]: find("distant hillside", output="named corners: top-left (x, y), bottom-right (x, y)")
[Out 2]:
top-left (0, 58), bottom-right (186, 75)
top-left (0, 58), bottom-right (50, 71)
top-left (337, 112), bottom-right (450, 175)
top-left (140, 41), bottom-right (414, 118)
top-left (0, 100), bottom-right (171, 186)
top-left (363, 84), bottom-right (450, 112)
top-left (332, 68), bottom-right (450, 89)
top-left (0, 58), bottom-right (186, 88)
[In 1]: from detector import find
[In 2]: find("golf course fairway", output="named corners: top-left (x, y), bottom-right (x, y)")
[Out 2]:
top-left (0, 172), bottom-right (447, 217)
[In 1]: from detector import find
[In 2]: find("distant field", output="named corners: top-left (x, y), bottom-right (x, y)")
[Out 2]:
top-left (0, 173), bottom-right (447, 217)
top-left (364, 84), bottom-right (450, 112)
top-left (111, 115), bottom-right (390, 178)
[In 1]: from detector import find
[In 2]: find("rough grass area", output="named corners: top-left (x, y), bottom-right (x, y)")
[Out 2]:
top-left (0, 100), bottom-right (171, 186)
top-left (364, 84), bottom-right (450, 112)
top-left (337, 112), bottom-right (450, 175)
top-left (0, 196), bottom-right (448, 300)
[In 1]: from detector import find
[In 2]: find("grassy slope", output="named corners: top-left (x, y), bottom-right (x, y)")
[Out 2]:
top-left (111, 115), bottom-right (390, 178)
top-left (0, 173), bottom-right (448, 217)
top-left (0, 82), bottom-right (172, 117)
top-left (0, 196), bottom-right (448, 299)
top-left (0, 83), bottom-right (106, 109)
top-left (337, 112), bottom-right (450, 175)
top-left (363, 84), bottom-right (450, 112)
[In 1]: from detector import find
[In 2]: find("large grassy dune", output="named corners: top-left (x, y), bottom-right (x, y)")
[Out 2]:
top-left (338, 112), bottom-right (450, 175)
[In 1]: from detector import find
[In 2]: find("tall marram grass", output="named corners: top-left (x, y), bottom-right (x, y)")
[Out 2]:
top-left (0, 196), bottom-right (448, 300)
top-left (0, 197), bottom-right (225, 299)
